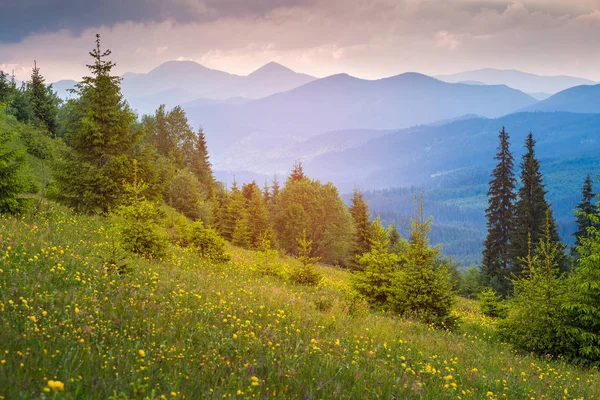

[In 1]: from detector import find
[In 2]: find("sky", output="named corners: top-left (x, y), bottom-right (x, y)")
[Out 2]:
top-left (1, 0), bottom-right (600, 82)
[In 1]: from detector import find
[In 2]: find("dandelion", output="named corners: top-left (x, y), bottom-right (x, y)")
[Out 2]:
top-left (138, 349), bottom-right (146, 357)
top-left (47, 380), bottom-right (65, 391)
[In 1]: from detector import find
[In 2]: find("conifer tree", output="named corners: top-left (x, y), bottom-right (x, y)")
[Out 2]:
top-left (389, 195), bottom-right (457, 328)
top-left (243, 182), bottom-right (270, 248)
top-left (574, 174), bottom-right (597, 250)
top-left (482, 127), bottom-right (516, 295)
top-left (500, 212), bottom-right (570, 357)
top-left (189, 128), bottom-right (215, 196)
top-left (55, 34), bottom-right (140, 213)
top-left (350, 217), bottom-right (401, 305)
top-left (388, 224), bottom-right (401, 250)
top-left (288, 160), bottom-right (306, 183)
top-left (27, 61), bottom-right (59, 136)
top-left (0, 125), bottom-right (26, 214)
top-left (567, 193), bottom-right (600, 363)
top-left (510, 133), bottom-right (561, 278)
top-left (349, 189), bottom-right (374, 270)
top-left (222, 180), bottom-right (245, 241)
top-left (232, 210), bottom-right (252, 248)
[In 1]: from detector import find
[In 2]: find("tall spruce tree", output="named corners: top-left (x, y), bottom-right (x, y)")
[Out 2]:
top-left (189, 128), bottom-right (215, 196)
top-left (574, 174), bottom-right (597, 250)
top-left (482, 127), bottom-right (516, 295)
top-left (510, 132), bottom-right (561, 278)
top-left (28, 61), bottom-right (59, 136)
top-left (349, 189), bottom-right (374, 270)
top-left (55, 34), bottom-right (140, 213)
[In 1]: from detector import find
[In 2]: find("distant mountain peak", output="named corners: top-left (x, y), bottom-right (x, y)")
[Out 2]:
top-left (249, 62), bottom-right (297, 77)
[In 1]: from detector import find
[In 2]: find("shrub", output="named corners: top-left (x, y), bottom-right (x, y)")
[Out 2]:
top-left (478, 288), bottom-right (507, 318)
top-left (188, 221), bottom-right (231, 263)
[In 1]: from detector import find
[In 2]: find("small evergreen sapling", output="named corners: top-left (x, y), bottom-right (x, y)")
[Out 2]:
top-left (290, 230), bottom-right (322, 286)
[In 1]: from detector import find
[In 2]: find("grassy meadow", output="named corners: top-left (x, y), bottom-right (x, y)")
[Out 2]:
top-left (1, 203), bottom-right (599, 399)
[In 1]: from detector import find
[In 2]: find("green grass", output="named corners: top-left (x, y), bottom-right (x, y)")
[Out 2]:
top-left (1, 202), bottom-right (599, 399)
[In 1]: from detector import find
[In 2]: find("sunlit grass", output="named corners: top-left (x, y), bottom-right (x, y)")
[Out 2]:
top-left (1, 202), bottom-right (598, 399)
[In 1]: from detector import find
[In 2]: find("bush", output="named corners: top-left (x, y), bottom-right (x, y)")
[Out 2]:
top-left (116, 199), bottom-right (169, 259)
top-left (188, 221), bottom-right (231, 263)
top-left (289, 263), bottom-right (322, 286)
top-left (478, 288), bottom-right (507, 318)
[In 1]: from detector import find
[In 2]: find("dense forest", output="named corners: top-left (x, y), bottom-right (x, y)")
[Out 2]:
top-left (2, 35), bottom-right (600, 398)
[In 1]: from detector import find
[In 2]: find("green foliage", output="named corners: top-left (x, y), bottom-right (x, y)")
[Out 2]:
top-left (0, 117), bottom-right (27, 214)
top-left (164, 168), bottom-right (206, 220)
top-left (500, 216), bottom-right (571, 358)
top-left (187, 221), bottom-right (231, 263)
top-left (510, 133), bottom-right (562, 278)
top-left (388, 196), bottom-right (458, 329)
top-left (573, 174), bottom-right (597, 253)
top-left (27, 61), bottom-right (60, 136)
top-left (565, 195), bottom-right (600, 364)
top-left (350, 217), bottom-right (400, 306)
top-left (115, 162), bottom-right (169, 259)
top-left (274, 170), bottom-right (353, 265)
top-left (54, 35), bottom-right (140, 213)
top-left (255, 236), bottom-right (282, 277)
top-left (232, 211), bottom-right (252, 249)
top-left (349, 189), bottom-right (374, 270)
top-left (478, 288), bottom-right (507, 318)
top-left (460, 265), bottom-right (483, 298)
top-left (290, 230), bottom-right (322, 286)
top-left (482, 127), bottom-right (516, 295)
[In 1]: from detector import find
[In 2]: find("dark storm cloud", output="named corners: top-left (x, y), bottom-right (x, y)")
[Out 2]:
top-left (0, 0), bottom-right (315, 43)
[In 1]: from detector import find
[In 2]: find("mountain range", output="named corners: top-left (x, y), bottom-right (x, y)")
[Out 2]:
top-left (436, 68), bottom-right (596, 96)
top-left (183, 72), bottom-right (537, 157)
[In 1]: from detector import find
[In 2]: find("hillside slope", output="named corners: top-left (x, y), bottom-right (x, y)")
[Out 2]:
top-left (1, 204), bottom-right (599, 399)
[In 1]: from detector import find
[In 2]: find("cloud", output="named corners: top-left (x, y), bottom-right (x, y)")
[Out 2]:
top-left (1, 0), bottom-right (600, 82)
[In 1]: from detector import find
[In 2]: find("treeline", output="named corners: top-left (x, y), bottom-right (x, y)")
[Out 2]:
top-left (475, 127), bottom-right (600, 364)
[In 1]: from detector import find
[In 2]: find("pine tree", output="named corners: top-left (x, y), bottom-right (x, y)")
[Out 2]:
top-left (574, 174), bottom-right (597, 250)
top-left (350, 217), bottom-right (401, 305)
top-left (232, 211), bottom-right (252, 248)
top-left (189, 128), bottom-right (215, 196)
top-left (27, 61), bottom-right (59, 136)
top-left (243, 182), bottom-right (270, 248)
top-left (288, 160), bottom-right (306, 183)
top-left (55, 34), bottom-right (140, 213)
top-left (510, 132), bottom-right (561, 278)
top-left (482, 127), bottom-right (516, 295)
top-left (349, 189), bottom-right (374, 270)
top-left (500, 212), bottom-right (571, 357)
top-left (0, 124), bottom-right (26, 214)
top-left (567, 192), bottom-right (600, 364)
top-left (389, 195), bottom-right (457, 328)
